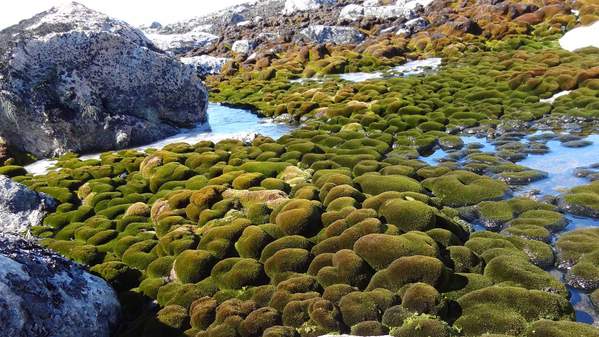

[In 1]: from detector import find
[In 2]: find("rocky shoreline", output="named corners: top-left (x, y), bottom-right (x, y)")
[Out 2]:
top-left (2, 0), bottom-right (599, 337)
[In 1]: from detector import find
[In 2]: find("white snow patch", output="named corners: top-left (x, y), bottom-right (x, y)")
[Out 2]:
top-left (540, 91), bottom-right (572, 104)
top-left (24, 159), bottom-right (58, 176)
top-left (293, 57), bottom-right (442, 83)
top-left (559, 21), bottom-right (599, 51)
top-left (391, 57), bottom-right (441, 74)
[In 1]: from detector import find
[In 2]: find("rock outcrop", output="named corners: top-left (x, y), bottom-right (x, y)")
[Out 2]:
top-left (0, 175), bottom-right (57, 234)
top-left (0, 234), bottom-right (120, 337)
top-left (0, 2), bottom-right (208, 158)
top-left (144, 29), bottom-right (219, 54)
top-left (232, 39), bottom-right (254, 54)
top-left (298, 25), bottom-right (365, 44)
top-left (339, 0), bottom-right (432, 22)
top-left (181, 55), bottom-right (231, 77)
top-left (282, 0), bottom-right (336, 15)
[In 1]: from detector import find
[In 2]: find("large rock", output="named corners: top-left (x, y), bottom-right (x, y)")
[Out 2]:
top-left (0, 234), bottom-right (120, 337)
top-left (339, 0), bottom-right (432, 22)
top-left (0, 2), bottom-right (208, 158)
top-left (298, 25), bottom-right (365, 44)
top-left (232, 39), bottom-right (254, 55)
top-left (180, 55), bottom-right (231, 77)
top-left (0, 175), bottom-right (57, 234)
top-left (144, 28), bottom-right (219, 54)
top-left (282, 0), bottom-right (336, 15)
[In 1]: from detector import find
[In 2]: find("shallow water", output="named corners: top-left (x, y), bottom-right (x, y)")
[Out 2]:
top-left (25, 103), bottom-right (293, 175)
top-left (291, 58), bottom-right (442, 84)
top-left (419, 135), bottom-right (496, 165)
top-left (516, 134), bottom-right (599, 196)
top-left (420, 131), bottom-right (599, 324)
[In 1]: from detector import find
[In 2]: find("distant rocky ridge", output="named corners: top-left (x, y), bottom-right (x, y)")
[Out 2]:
top-left (0, 2), bottom-right (208, 158)
top-left (139, 0), bottom-right (432, 57)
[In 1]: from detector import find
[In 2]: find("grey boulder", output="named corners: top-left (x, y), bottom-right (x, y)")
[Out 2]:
top-left (181, 55), bottom-right (231, 77)
top-left (0, 175), bottom-right (57, 234)
top-left (0, 234), bottom-right (120, 337)
top-left (0, 2), bottom-right (208, 158)
top-left (298, 25), bottom-right (365, 45)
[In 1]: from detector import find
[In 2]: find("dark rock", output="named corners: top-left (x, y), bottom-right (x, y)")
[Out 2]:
top-left (0, 2), bottom-right (208, 158)
top-left (0, 234), bottom-right (120, 336)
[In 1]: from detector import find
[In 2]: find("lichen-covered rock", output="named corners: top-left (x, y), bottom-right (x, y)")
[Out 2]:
top-left (232, 39), bottom-right (254, 55)
top-left (283, 0), bottom-right (336, 15)
top-left (298, 25), bottom-right (365, 45)
top-left (0, 234), bottom-right (120, 337)
top-left (0, 2), bottom-right (208, 157)
top-left (145, 29), bottom-right (219, 54)
top-left (0, 175), bottom-right (57, 234)
top-left (181, 55), bottom-right (230, 77)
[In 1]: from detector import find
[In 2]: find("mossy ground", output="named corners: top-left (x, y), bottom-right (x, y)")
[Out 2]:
top-left (4, 6), bottom-right (599, 336)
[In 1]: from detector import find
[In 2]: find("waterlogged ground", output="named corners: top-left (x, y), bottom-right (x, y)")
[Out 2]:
top-left (421, 129), bottom-right (599, 326)
top-left (25, 104), bottom-right (293, 175)
top-left (6, 28), bottom-right (599, 337)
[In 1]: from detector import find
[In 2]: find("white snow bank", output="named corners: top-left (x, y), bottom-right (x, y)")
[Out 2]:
top-left (539, 90), bottom-right (572, 104)
top-left (559, 21), bottom-right (599, 51)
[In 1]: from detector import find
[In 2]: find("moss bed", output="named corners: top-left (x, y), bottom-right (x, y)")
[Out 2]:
top-left (3, 7), bottom-right (599, 337)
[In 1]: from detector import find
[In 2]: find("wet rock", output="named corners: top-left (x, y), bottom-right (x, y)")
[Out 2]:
top-left (556, 228), bottom-right (599, 290)
top-left (0, 234), bottom-right (120, 336)
top-left (298, 25), bottom-right (365, 45)
top-left (0, 2), bottom-right (208, 158)
top-left (559, 181), bottom-right (599, 218)
top-left (562, 140), bottom-right (593, 148)
top-left (0, 175), bottom-right (57, 234)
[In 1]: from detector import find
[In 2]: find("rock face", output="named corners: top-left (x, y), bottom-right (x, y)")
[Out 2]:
top-left (299, 25), bottom-right (365, 45)
top-left (144, 28), bottom-right (219, 54)
top-left (282, 0), bottom-right (336, 15)
top-left (0, 175), bottom-right (57, 234)
top-left (181, 55), bottom-right (231, 77)
top-left (339, 0), bottom-right (432, 22)
top-left (0, 234), bottom-right (120, 337)
top-left (0, 2), bottom-right (208, 158)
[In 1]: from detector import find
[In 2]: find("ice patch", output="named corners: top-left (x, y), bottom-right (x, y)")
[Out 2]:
top-left (540, 91), bottom-right (572, 104)
top-left (559, 21), bottom-right (599, 52)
